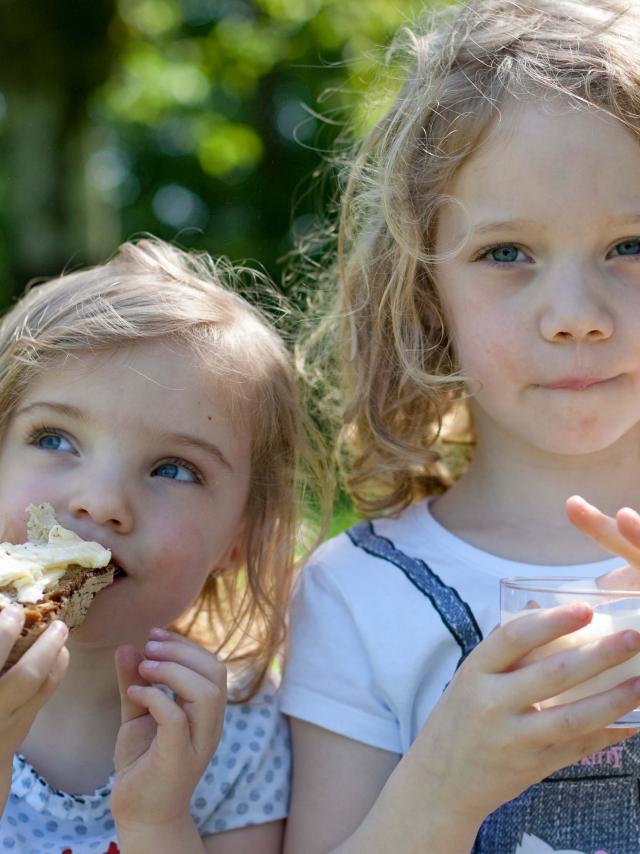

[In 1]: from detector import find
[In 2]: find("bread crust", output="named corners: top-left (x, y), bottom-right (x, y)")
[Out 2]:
top-left (0, 563), bottom-right (115, 674)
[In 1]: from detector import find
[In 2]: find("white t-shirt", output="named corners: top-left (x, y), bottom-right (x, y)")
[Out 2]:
top-left (280, 500), bottom-right (640, 854)
top-left (1, 684), bottom-right (289, 854)
top-left (281, 499), bottom-right (621, 754)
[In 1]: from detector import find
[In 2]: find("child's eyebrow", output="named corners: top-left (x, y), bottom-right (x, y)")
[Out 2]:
top-left (606, 212), bottom-right (640, 227)
top-left (13, 401), bottom-right (233, 471)
top-left (157, 432), bottom-right (233, 471)
top-left (470, 218), bottom-right (537, 236)
top-left (471, 212), bottom-right (640, 237)
top-left (14, 401), bottom-right (85, 422)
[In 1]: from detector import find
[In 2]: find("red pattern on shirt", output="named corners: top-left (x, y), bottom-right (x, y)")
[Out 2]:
top-left (61, 844), bottom-right (119, 854)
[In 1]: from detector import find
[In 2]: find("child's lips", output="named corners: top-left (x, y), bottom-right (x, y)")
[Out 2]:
top-left (541, 374), bottom-right (620, 391)
top-left (105, 549), bottom-right (129, 581)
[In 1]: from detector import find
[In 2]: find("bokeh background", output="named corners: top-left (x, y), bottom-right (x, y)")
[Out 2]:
top-left (0, 0), bottom-right (425, 307)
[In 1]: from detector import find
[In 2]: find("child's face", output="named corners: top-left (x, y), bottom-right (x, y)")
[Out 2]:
top-left (434, 97), bottom-right (640, 458)
top-left (0, 340), bottom-right (252, 646)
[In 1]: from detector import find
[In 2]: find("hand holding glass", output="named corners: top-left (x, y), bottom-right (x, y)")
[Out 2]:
top-left (500, 577), bottom-right (640, 727)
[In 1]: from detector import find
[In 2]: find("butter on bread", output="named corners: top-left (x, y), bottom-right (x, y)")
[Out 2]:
top-left (0, 504), bottom-right (115, 673)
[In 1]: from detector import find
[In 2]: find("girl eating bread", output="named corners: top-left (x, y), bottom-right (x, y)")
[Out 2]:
top-left (0, 238), bottom-right (317, 853)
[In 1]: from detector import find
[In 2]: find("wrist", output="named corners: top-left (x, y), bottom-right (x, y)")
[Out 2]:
top-left (358, 749), bottom-right (484, 854)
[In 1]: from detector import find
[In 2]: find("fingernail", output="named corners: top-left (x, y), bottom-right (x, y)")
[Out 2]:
top-left (625, 633), bottom-right (640, 652)
top-left (145, 641), bottom-right (162, 654)
top-left (140, 659), bottom-right (159, 669)
top-left (149, 627), bottom-right (170, 639)
top-left (51, 621), bottom-right (68, 639)
top-left (571, 603), bottom-right (592, 621)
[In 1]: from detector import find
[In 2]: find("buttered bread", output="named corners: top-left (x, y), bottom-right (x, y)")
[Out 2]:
top-left (0, 504), bottom-right (115, 673)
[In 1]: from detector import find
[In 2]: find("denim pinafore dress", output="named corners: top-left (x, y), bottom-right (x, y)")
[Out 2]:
top-left (348, 521), bottom-right (640, 854)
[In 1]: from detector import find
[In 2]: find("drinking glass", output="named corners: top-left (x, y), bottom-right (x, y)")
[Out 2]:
top-left (500, 576), bottom-right (640, 727)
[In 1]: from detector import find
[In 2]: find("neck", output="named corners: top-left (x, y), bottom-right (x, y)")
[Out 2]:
top-left (432, 416), bottom-right (640, 564)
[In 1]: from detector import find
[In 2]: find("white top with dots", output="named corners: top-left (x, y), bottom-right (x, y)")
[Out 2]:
top-left (0, 684), bottom-right (290, 853)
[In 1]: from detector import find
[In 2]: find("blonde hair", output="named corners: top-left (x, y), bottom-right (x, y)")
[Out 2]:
top-left (313, 0), bottom-right (640, 516)
top-left (0, 237), bottom-right (322, 701)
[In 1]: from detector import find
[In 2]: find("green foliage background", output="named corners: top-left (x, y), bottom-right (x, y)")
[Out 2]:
top-left (0, 0), bottom-right (427, 305)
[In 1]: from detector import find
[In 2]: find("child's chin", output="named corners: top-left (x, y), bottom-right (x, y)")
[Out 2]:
top-left (531, 423), bottom-right (633, 457)
top-left (67, 623), bottom-right (121, 648)
top-left (68, 612), bottom-right (131, 647)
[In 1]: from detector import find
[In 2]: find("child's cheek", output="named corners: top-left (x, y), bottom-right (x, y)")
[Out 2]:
top-left (151, 522), bottom-right (216, 593)
top-left (459, 337), bottom-right (522, 390)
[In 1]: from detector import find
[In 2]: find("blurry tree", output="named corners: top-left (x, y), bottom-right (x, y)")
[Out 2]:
top-left (0, 0), bottom-right (117, 291)
top-left (0, 0), bottom-right (426, 302)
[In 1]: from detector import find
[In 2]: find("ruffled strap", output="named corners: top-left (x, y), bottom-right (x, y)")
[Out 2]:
top-left (12, 753), bottom-right (113, 822)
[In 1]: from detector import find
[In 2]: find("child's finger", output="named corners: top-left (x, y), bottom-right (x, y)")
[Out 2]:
top-left (525, 676), bottom-right (640, 744)
top-left (0, 607), bottom-right (25, 671)
top-left (126, 684), bottom-right (190, 755)
top-left (507, 628), bottom-right (640, 709)
top-left (20, 646), bottom-right (70, 719)
top-left (143, 638), bottom-right (226, 686)
top-left (616, 507), bottom-right (640, 550)
top-left (544, 724), bottom-right (638, 775)
top-left (138, 659), bottom-right (226, 709)
top-left (136, 659), bottom-right (225, 753)
top-left (116, 645), bottom-right (151, 724)
top-left (148, 627), bottom-right (190, 643)
top-left (566, 496), bottom-right (640, 563)
top-left (1, 621), bottom-right (69, 712)
top-left (475, 603), bottom-right (594, 673)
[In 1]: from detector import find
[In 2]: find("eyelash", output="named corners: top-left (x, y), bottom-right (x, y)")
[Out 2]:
top-left (26, 424), bottom-right (76, 451)
top-left (25, 424), bottom-right (203, 484)
top-left (474, 244), bottom-right (531, 267)
top-left (157, 457), bottom-right (204, 485)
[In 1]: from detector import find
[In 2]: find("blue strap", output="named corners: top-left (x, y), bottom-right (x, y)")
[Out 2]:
top-left (347, 520), bottom-right (483, 663)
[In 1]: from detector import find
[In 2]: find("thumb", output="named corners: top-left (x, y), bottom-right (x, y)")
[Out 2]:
top-left (115, 645), bottom-right (151, 724)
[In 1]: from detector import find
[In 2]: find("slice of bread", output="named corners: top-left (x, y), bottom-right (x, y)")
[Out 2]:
top-left (0, 563), bottom-right (115, 673)
top-left (0, 505), bottom-right (115, 674)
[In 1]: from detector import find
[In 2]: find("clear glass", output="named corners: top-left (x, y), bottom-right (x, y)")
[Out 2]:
top-left (500, 577), bottom-right (640, 727)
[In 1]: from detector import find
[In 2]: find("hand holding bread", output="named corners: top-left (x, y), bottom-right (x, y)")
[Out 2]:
top-left (0, 609), bottom-right (69, 814)
top-left (0, 503), bottom-right (116, 813)
top-left (111, 629), bottom-right (228, 836)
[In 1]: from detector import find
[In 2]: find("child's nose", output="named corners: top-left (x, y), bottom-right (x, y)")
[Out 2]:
top-left (539, 275), bottom-right (614, 343)
top-left (68, 478), bottom-right (134, 533)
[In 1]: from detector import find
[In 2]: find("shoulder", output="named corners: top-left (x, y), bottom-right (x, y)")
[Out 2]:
top-left (220, 677), bottom-right (289, 767)
top-left (295, 500), bottom-right (448, 607)
top-left (305, 502), bottom-right (429, 577)
top-left (192, 679), bottom-right (290, 835)
top-left (282, 502), bottom-right (478, 752)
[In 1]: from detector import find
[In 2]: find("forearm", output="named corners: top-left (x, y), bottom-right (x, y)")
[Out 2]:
top-left (330, 752), bottom-right (482, 854)
top-left (116, 814), bottom-right (205, 854)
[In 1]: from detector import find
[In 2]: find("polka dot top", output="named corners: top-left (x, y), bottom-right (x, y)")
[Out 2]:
top-left (0, 684), bottom-right (290, 853)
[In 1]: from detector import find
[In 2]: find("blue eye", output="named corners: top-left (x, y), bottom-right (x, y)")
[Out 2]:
top-left (611, 239), bottom-right (640, 257)
top-left (152, 461), bottom-right (200, 483)
top-left (33, 430), bottom-right (74, 453)
top-left (477, 244), bottom-right (528, 265)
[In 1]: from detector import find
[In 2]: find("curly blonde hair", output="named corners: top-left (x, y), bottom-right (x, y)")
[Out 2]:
top-left (311, 0), bottom-right (640, 517)
top-left (0, 237), bottom-right (324, 700)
